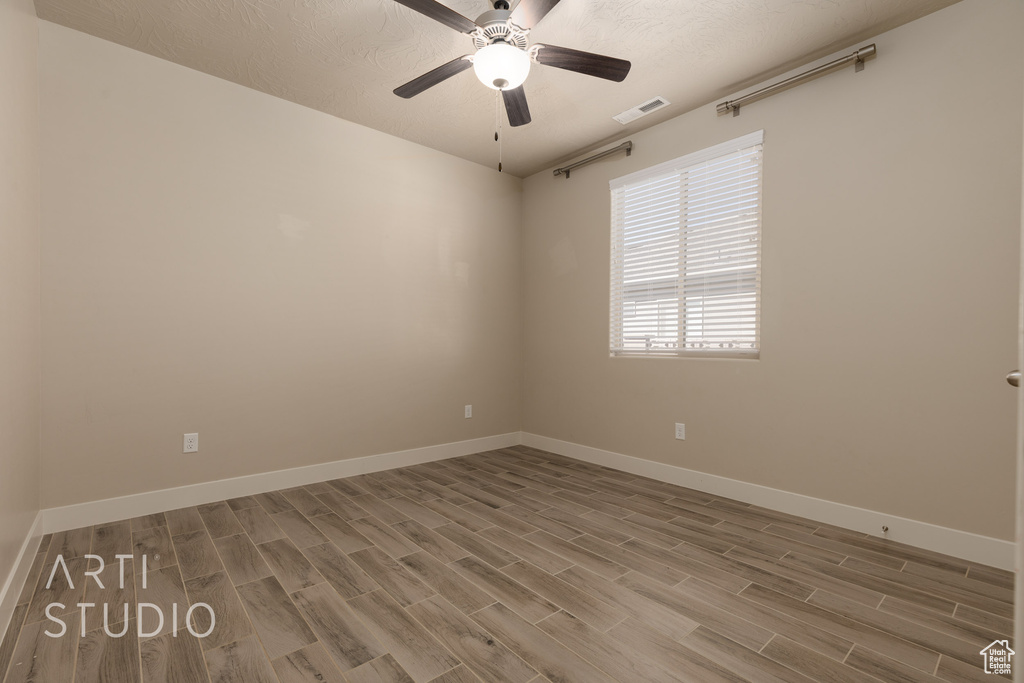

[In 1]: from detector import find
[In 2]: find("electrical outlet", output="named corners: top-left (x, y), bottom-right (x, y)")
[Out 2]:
top-left (675, 423), bottom-right (685, 440)
top-left (183, 433), bottom-right (199, 453)
top-left (465, 405), bottom-right (472, 419)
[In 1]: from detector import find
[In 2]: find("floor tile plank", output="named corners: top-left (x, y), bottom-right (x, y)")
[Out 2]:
top-left (257, 538), bottom-right (326, 593)
top-left (536, 610), bottom-right (692, 683)
top-left (132, 526), bottom-right (177, 575)
top-left (427, 665), bottom-right (482, 683)
top-left (165, 508), bottom-right (206, 536)
top-left (434, 524), bottom-right (520, 569)
top-left (271, 642), bottom-right (346, 683)
top-left (350, 547), bottom-right (436, 607)
top-left (301, 542), bottom-right (379, 599)
top-left (15, 552), bottom-right (46, 607)
top-left (91, 521), bottom-right (133, 564)
top-left (953, 604), bottom-right (1013, 636)
top-left (616, 571), bottom-right (773, 651)
top-left (556, 565), bottom-right (699, 642)
top-left (879, 596), bottom-right (1001, 648)
top-left (233, 507), bottom-right (286, 545)
top-left (173, 529), bottom-right (224, 580)
top-left (451, 557), bottom-right (558, 624)
top-left (406, 595), bottom-right (537, 683)
top-left (674, 578), bottom-right (853, 661)
top-left (0, 603), bottom-right (29, 681)
top-left (351, 495), bottom-right (409, 525)
top-left (807, 589), bottom-right (989, 669)
top-left (761, 635), bottom-right (880, 683)
top-left (75, 618), bottom-right (142, 683)
top-left (845, 644), bottom-right (943, 683)
top-left (385, 497), bottom-right (451, 528)
top-left (292, 583), bottom-right (385, 672)
top-left (44, 528), bottom-right (93, 565)
top-left (419, 500), bottom-right (492, 532)
top-left (461, 503), bottom-right (539, 536)
top-left (309, 513), bottom-right (374, 553)
top-left (139, 629), bottom-right (209, 683)
top-left (315, 491), bottom-right (370, 521)
top-left (213, 533), bottom-right (274, 586)
top-left (184, 571), bottom-right (254, 651)
top-left (25, 556), bottom-right (87, 625)
top-left (393, 520), bottom-right (470, 564)
top-left (348, 590), bottom-right (461, 681)
top-left (225, 497), bottom-right (259, 512)
top-left (281, 487), bottom-right (334, 517)
top-left (130, 514), bottom-right (167, 533)
top-left (271, 510), bottom-right (329, 548)
top-left (254, 491), bottom-right (295, 515)
top-left (82, 558), bottom-right (135, 634)
top-left (349, 517), bottom-right (421, 559)
top-left (135, 565), bottom-right (188, 639)
top-left (522, 531), bottom-right (626, 580)
top-left (345, 654), bottom-right (415, 683)
top-left (476, 528), bottom-right (573, 576)
top-left (501, 562), bottom-right (624, 632)
top-left (742, 583), bottom-right (940, 672)
top-left (235, 575), bottom-right (317, 658)
top-left (197, 502), bottom-right (245, 539)
top-left (398, 552), bottom-right (495, 614)
top-left (3, 618), bottom-right (80, 683)
top-left (681, 625), bottom-right (816, 683)
top-left (469, 602), bottom-right (617, 683)
top-left (204, 635), bottom-right (278, 683)
top-left (935, 654), bottom-right (1011, 682)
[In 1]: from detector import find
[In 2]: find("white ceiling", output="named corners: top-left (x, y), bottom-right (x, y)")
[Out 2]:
top-left (33, 0), bottom-right (958, 176)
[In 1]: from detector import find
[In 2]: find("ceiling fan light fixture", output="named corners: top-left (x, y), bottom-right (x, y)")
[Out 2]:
top-left (473, 42), bottom-right (530, 90)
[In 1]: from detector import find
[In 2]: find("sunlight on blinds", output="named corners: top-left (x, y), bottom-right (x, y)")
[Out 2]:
top-left (610, 131), bottom-right (763, 358)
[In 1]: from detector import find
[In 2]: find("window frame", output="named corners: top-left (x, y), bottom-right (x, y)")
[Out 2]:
top-left (609, 131), bottom-right (764, 360)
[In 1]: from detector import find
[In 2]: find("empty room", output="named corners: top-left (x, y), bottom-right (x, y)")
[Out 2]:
top-left (1, 0), bottom-right (1022, 681)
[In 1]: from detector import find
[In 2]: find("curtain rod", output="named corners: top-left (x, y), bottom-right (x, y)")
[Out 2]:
top-left (553, 141), bottom-right (633, 179)
top-left (717, 44), bottom-right (876, 117)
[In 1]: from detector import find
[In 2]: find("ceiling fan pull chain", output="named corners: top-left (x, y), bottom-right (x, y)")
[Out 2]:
top-left (495, 89), bottom-right (503, 172)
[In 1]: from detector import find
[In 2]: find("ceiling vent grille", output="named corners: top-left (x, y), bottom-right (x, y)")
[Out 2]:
top-left (613, 96), bottom-right (670, 124)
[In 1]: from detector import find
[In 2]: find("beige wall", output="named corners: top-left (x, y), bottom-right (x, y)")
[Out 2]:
top-left (27, 0), bottom-right (1024, 545)
top-left (522, 0), bottom-right (1024, 540)
top-left (38, 22), bottom-right (522, 508)
top-left (0, 0), bottom-right (41, 579)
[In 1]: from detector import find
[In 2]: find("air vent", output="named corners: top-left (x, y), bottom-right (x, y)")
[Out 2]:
top-left (613, 96), bottom-right (670, 124)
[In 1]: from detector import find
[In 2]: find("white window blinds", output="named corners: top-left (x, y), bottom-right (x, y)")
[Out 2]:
top-left (610, 131), bottom-right (763, 358)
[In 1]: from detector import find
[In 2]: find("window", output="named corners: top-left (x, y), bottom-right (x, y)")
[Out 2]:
top-left (610, 131), bottom-right (763, 358)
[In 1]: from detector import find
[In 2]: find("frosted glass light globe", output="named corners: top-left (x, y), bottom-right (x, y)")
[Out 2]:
top-left (473, 43), bottom-right (531, 90)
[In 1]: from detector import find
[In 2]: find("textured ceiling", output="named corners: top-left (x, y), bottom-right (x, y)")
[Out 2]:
top-left (34, 0), bottom-right (959, 176)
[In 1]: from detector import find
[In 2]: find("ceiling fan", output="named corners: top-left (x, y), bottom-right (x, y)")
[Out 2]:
top-left (391, 0), bottom-right (631, 127)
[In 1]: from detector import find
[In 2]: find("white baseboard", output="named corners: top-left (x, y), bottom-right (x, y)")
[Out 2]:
top-left (42, 432), bottom-right (520, 534)
top-left (0, 512), bottom-right (43, 648)
top-left (35, 429), bottom-right (1015, 570)
top-left (522, 433), bottom-right (1015, 570)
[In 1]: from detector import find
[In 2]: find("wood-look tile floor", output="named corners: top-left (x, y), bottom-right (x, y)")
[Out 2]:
top-left (0, 445), bottom-right (1014, 683)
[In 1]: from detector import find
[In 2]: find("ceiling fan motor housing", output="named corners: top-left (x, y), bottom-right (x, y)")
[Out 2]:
top-left (472, 10), bottom-right (529, 50)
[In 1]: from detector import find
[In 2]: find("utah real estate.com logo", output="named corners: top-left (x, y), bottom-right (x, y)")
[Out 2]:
top-left (43, 554), bottom-right (215, 638)
top-left (980, 640), bottom-right (1014, 676)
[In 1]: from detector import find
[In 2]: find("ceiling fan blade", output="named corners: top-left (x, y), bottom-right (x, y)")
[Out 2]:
top-left (394, 56), bottom-right (473, 98)
top-left (502, 86), bottom-right (531, 127)
top-left (392, 0), bottom-right (478, 34)
top-left (534, 44), bottom-right (631, 82)
top-left (509, 0), bottom-right (561, 29)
